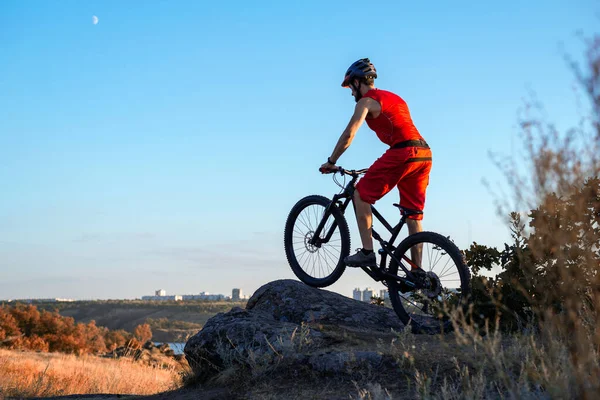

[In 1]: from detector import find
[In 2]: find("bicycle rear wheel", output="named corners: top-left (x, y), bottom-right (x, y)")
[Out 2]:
top-left (284, 195), bottom-right (350, 287)
top-left (387, 231), bottom-right (471, 334)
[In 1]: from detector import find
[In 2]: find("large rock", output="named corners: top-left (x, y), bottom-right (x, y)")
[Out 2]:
top-left (246, 279), bottom-right (403, 330)
top-left (184, 279), bottom-right (404, 382)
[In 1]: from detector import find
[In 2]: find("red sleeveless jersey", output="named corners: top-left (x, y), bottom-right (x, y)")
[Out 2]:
top-left (362, 89), bottom-right (422, 146)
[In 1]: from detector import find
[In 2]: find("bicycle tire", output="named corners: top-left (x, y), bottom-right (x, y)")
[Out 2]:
top-left (284, 195), bottom-right (350, 287)
top-left (387, 231), bottom-right (471, 334)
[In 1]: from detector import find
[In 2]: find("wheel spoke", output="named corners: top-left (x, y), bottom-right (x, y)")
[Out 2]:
top-left (323, 244), bottom-right (341, 257)
top-left (398, 293), bottom-right (428, 314)
top-left (438, 257), bottom-right (454, 278)
top-left (321, 245), bottom-right (339, 265)
top-left (316, 248), bottom-right (324, 277)
top-left (298, 211), bottom-right (312, 232)
top-left (430, 245), bottom-right (444, 270)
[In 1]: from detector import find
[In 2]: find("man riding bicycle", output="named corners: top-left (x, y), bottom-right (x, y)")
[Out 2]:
top-left (320, 58), bottom-right (432, 269)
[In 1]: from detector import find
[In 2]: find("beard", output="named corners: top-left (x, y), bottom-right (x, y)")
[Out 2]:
top-left (351, 82), bottom-right (362, 103)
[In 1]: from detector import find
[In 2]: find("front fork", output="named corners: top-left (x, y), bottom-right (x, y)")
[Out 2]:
top-left (308, 195), bottom-right (351, 247)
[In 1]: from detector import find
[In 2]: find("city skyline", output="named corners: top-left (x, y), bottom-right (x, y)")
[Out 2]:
top-left (3, 286), bottom-right (379, 303)
top-left (140, 287), bottom-right (246, 301)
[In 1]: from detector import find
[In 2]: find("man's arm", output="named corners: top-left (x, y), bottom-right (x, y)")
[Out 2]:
top-left (328, 98), bottom-right (376, 163)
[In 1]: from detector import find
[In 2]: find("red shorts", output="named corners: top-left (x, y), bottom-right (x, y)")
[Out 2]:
top-left (355, 147), bottom-right (432, 220)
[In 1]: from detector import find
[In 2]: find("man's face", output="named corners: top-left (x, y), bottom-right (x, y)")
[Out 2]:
top-left (350, 80), bottom-right (360, 102)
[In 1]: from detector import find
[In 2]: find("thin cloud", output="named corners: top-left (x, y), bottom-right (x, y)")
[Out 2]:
top-left (148, 244), bottom-right (285, 270)
top-left (73, 232), bottom-right (156, 244)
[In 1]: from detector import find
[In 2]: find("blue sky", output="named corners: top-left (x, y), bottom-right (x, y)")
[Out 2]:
top-left (0, 1), bottom-right (597, 300)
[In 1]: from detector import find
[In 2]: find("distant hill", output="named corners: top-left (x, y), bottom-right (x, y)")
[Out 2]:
top-left (30, 300), bottom-right (247, 342)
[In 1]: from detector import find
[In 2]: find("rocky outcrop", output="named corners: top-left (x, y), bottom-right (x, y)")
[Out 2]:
top-left (184, 279), bottom-right (404, 382)
top-left (246, 279), bottom-right (404, 330)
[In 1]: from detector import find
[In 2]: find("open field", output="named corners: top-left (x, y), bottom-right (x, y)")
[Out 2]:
top-left (0, 348), bottom-right (184, 398)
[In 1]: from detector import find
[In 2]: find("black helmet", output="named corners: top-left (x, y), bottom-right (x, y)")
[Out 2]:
top-left (341, 58), bottom-right (377, 87)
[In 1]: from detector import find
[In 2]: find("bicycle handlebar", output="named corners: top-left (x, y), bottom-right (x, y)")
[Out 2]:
top-left (319, 166), bottom-right (368, 176)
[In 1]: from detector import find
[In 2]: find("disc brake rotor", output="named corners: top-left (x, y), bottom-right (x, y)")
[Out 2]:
top-left (304, 231), bottom-right (319, 253)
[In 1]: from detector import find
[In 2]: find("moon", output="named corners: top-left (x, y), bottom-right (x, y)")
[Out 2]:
top-left (92, 16), bottom-right (99, 25)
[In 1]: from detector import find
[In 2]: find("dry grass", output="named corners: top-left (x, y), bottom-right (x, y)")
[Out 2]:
top-left (0, 348), bottom-right (184, 398)
top-left (409, 323), bottom-right (598, 399)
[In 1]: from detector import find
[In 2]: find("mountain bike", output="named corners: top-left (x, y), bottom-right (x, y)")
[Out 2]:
top-left (283, 166), bottom-right (471, 334)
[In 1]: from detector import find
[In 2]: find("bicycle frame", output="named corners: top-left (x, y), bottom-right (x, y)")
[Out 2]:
top-left (308, 169), bottom-right (421, 289)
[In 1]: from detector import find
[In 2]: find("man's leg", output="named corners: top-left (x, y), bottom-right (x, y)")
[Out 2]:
top-left (398, 152), bottom-right (432, 270)
top-left (344, 150), bottom-right (399, 267)
top-left (342, 189), bottom-right (377, 267)
top-left (407, 218), bottom-right (423, 268)
top-left (353, 189), bottom-right (373, 251)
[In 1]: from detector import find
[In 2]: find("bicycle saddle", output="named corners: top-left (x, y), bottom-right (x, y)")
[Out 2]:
top-left (393, 204), bottom-right (423, 216)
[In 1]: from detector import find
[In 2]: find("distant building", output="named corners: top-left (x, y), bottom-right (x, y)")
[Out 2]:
top-left (181, 294), bottom-right (201, 300)
top-left (180, 293), bottom-right (225, 301)
top-left (205, 294), bottom-right (225, 301)
top-left (141, 295), bottom-right (182, 301)
top-left (379, 289), bottom-right (389, 301)
top-left (362, 288), bottom-right (374, 302)
top-left (232, 288), bottom-right (242, 301)
top-left (143, 289), bottom-right (227, 302)
top-left (353, 288), bottom-right (362, 301)
top-left (141, 289), bottom-right (173, 300)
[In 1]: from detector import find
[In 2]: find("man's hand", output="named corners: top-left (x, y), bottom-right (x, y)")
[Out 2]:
top-left (319, 161), bottom-right (337, 174)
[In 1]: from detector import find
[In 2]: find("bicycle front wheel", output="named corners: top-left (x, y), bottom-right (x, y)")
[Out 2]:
top-left (387, 231), bottom-right (471, 334)
top-left (284, 195), bottom-right (350, 287)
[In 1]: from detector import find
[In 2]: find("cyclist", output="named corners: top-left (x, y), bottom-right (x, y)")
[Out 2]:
top-left (320, 58), bottom-right (432, 269)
